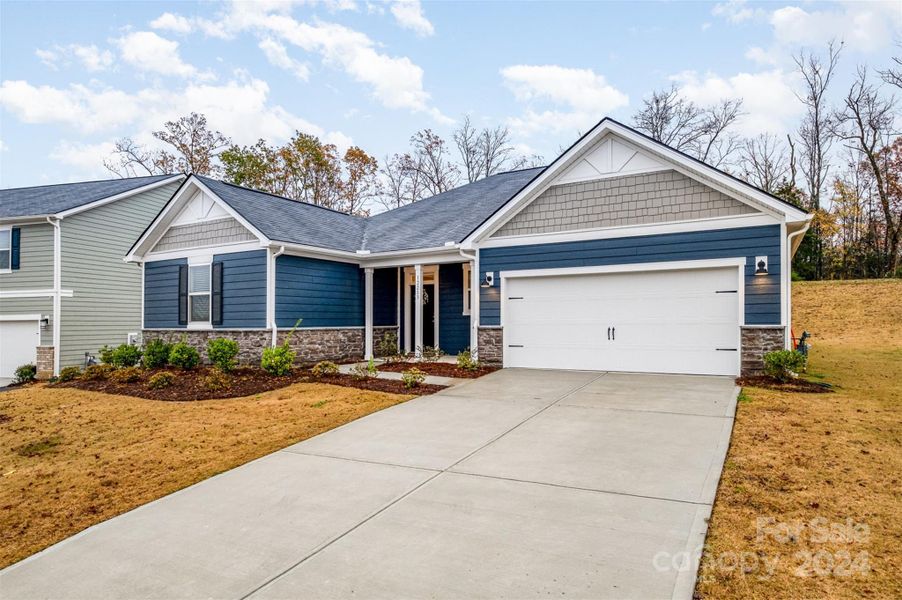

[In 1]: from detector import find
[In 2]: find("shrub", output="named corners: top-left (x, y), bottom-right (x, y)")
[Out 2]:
top-left (401, 367), bottom-right (427, 389)
top-left (350, 359), bottom-right (378, 380)
top-left (261, 344), bottom-right (295, 376)
top-left (13, 364), bottom-right (37, 384)
top-left (107, 344), bottom-right (142, 368)
top-left (763, 349), bottom-right (807, 383)
top-left (207, 338), bottom-right (240, 372)
top-left (98, 345), bottom-right (115, 364)
top-left (420, 346), bottom-right (444, 361)
top-left (83, 364), bottom-right (115, 381)
top-left (456, 349), bottom-right (479, 371)
top-left (376, 331), bottom-right (399, 358)
top-left (202, 370), bottom-right (231, 392)
top-left (311, 361), bottom-right (339, 378)
top-left (110, 366), bottom-right (142, 384)
top-left (58, 366), bottom-right (81, 382)
top-left (147, 371), bottom-right (176, 389)
top-left (142, 339), bottom-right (171, 369)
top-left (169, 341), bottom-right (200, 370)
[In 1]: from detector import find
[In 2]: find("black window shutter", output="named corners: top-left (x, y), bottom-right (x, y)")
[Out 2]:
top-left (178, 265), bottom-right (188, 325)
top-left (211, 262), bottom-right (223, 326)
top-left (10, 227), bottom-right (21, 270)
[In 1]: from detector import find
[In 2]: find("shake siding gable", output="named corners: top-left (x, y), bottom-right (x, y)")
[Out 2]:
top-left (144, 258), bottom-right (186, 328)
top-left (479, 224), bottom-right (782, 327)
top-left (59, 182), bottom-right (180, 365)
top-left (275, 255), bottom-right (364, 328)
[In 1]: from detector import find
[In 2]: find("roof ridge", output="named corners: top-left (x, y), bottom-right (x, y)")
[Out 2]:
top-left (0, 173), bottom-right (177, 192)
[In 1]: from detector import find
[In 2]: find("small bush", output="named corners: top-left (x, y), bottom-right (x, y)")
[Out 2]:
top-left (420, 346), bottom-right (444, 361)
top-left (147, 371), bottom-right (176, 389)
top-left (202, 370), bottom-right (231, 392)
top-left (169, 341), bottom-right (200, 370)
top-left (763, 349), bottom-right (807, 383)
top-left (110, 366), bottom-right (142, 384)
top-left (13, 364), bottom-right (37, 384)
top-left (456, 349), bottom-right (479, 371)
top-left (376, 331), bottom-right (399, 358)
top-left (83, 364), bottom-right (115, 381)
top-left (350, 360), bottom-right (378, 380)
top-left (401, 367), bottom-right (427, 389)
top-left (58, 366), bottom-right (81, 382)
top-left (142, 339), bottom-right (171, 369)
top-left (106, 344), bottom-right (142, 368)
top-left (98, 345), bottom-right (115, 364)
top-left (261, 344), bottom-right (295, 376)
top-left (207, 338), bottom-right (240, 372)
top-left (311, 361), bottom-right (339, 378)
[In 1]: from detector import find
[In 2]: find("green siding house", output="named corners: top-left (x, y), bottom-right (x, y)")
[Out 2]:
top-left (0, 175), bottom-right (183, 381)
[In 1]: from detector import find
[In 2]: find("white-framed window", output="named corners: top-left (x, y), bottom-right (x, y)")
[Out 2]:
top-left (462, 262), bottom-right (472, 315)
top-left (0, 227), bottom-right (11, 273)
top-left (188, 263), bottom-right (211, 324)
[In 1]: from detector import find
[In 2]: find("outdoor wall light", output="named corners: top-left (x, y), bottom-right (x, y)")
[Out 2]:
top-left (481, 272), bottom-right (494, 288)
top-left (755, 256), bottom-right (768, 275)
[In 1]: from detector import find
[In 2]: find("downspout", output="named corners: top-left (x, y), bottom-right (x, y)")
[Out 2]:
top-left (785, 218), bottom-right (812, 349)
top-left (270, 246), bottom-right (285, 347)
top-left (459, 248), bottom-right (478, 358)
top-left (46, 216), bottom-right (62, 376)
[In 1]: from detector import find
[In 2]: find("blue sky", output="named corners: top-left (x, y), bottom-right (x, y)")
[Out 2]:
top-left (0, 0), bottom-right (899, 188)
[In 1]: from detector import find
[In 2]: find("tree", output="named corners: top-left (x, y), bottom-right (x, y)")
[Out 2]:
top-left (379, 152), bottom-right (429, 210)
top-left (833, 67), bottom-right (901, 275)
top-left (452, 116), bottom-right (542, 183)
top-left (631, 86), bottom-right (743, 167)
top-left (738, 133), bottom-right (790, 193)
top-left (104, 112), bottom-right (231, 178)
top-left (340, 147), bottom-right (380, 216)
top-left (409, 129), bottom-right (460, 196)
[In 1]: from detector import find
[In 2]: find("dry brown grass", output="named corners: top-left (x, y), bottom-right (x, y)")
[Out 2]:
top-left (696, 279), bottom-right (902, 599)
top-left (0, 383), bottom-right (412, 568)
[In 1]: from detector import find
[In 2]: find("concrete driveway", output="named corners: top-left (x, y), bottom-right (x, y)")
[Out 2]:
top-left (1, 369), bottom-right (738, 600)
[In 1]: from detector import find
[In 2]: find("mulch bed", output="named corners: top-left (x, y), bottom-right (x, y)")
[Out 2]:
top-left (736, 375), bottom-right (834, 394)
top-left (52, 367), bottom-right (444, 401)
top-left (378, 361), bottom-right (499, 378)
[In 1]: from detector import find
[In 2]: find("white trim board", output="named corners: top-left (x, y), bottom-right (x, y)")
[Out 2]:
top-left (0, 289), bottom-right (74, 299)
top-left (0, 313), bottom-right (44, 321)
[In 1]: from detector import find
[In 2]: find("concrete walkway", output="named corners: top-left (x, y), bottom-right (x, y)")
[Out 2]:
top-left (1, 369), bottom-right (738, 600)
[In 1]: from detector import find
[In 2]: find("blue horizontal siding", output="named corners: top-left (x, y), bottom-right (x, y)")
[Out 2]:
top-left (144, 258), bottom-right (186, 328)
top-left (276, 255), bottom-right (363, 327)
top-left (480, 224), bottom-right (782, 326)
top-left (373, 267), bottom-right (398, 327)
top-left (216, 250), bottom-right (266, 328)
top-left (439, 263), bottom-right (470, 354)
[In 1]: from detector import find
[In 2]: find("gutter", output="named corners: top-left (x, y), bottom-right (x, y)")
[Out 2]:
top-left (270, 245), bottom-right (285, 347)
top-left (45, 216), bottom-right (62, 376)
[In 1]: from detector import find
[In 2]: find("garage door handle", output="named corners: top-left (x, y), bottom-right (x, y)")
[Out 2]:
top-left (612, 327), bottom-right (615, 341)
top-left (607, 327), bottom-right (610, 340)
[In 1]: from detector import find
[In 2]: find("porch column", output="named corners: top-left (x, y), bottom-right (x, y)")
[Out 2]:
top-left (414, 263), bottom-right (424, 359)
top-left (470, 258), bottom-right (479, 359)
top-left (364, 267), bottom-right (374, 360)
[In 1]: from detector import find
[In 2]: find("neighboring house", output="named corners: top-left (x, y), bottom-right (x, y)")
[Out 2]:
top-left (128, 119), bottom-right (811, 377)
top-left (0, 175), bottom-right (185, 380)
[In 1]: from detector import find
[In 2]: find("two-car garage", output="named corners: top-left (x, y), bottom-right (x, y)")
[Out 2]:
top-left (502, 263), bottom-right (743, 376)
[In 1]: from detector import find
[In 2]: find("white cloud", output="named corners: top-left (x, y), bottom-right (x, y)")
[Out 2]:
top-left (116, 31), bottom-right (211, 79)
top-left (0, 138), bottom-right (8, 152)
top-left (390, 0), bottom-right (434, 37)
top-left (712, 0), bottom-right (760, 24)
top-left (49, 140), bottom-right (117, 173)
top-left (744, 46), bottom-right (778, 66)
top-left (670, 69), bottom-right (802, 136)
top-left (258, 38), bottom-right (310, 80)
top-left (35, 44), bottom-right (114, 72)
top-left (150, 12), bottom-right (193, 34)
top-left (501, 65), bottom-right (629, 136)
top-left (769, 2), bottom-right (901, 53)
top-left (0, 80), bottom-right (144, 132)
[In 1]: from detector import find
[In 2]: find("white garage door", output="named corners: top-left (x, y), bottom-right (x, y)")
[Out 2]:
top-left (0, 319), bottom-right (41, 380)
top-left (504, 267), bottom-right (741, 376)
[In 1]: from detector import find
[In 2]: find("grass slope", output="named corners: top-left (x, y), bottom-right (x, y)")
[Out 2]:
top-left (696, 280), bottom-right (902, 599)
top-left (0, 383), bottom-right (412, 568)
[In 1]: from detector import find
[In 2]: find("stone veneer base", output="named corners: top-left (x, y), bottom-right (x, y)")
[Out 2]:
top-left (143, 326), bottom-right (399, 365)
top-left (477, 327), bottom-right (503, 365)
top-left (36, 346), bottom-right (55, 380)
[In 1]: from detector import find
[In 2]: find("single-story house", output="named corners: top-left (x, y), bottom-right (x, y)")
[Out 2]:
top-left (127, 118), bottom-right (811, 376)
top-left (0, 174), bottom-right (184, 380)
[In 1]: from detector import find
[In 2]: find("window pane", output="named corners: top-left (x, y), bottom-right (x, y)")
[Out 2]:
top-left (190, 294), bottom-right (210, 322)
top-left (189, 265), bottom-right (210, 293)
top-left (0, 250), bottom-right (9, 270)
top-left (0, 230), bottom-right (9, 248)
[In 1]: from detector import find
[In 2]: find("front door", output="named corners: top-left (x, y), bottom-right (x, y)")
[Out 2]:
top-left (410, 284), bottom-right (436, 348)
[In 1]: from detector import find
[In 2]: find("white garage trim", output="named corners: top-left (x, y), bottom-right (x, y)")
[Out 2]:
top-left (0, 313), bottom-right (44, 321)
top-left (499, 257), bottom-right (746, 375)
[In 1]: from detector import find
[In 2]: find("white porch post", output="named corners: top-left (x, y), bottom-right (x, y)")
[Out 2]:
top-left (470, 256), bottom-right (479, 359)
top-left (364, 267), bottom-right (374, 360)
top-left (414, 263), bottom-right (423, 359)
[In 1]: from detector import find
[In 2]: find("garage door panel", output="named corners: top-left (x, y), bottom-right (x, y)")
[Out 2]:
top-left (0, 320), bottom-right (41, 379)
top-left (503, 267), bottom-right (740, 376)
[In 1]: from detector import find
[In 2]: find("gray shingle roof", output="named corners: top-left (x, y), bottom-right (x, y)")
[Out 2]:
top-left (0, 175), bottom-right (178, 219)
top-left (195, 167), bottom-right (544, 253)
